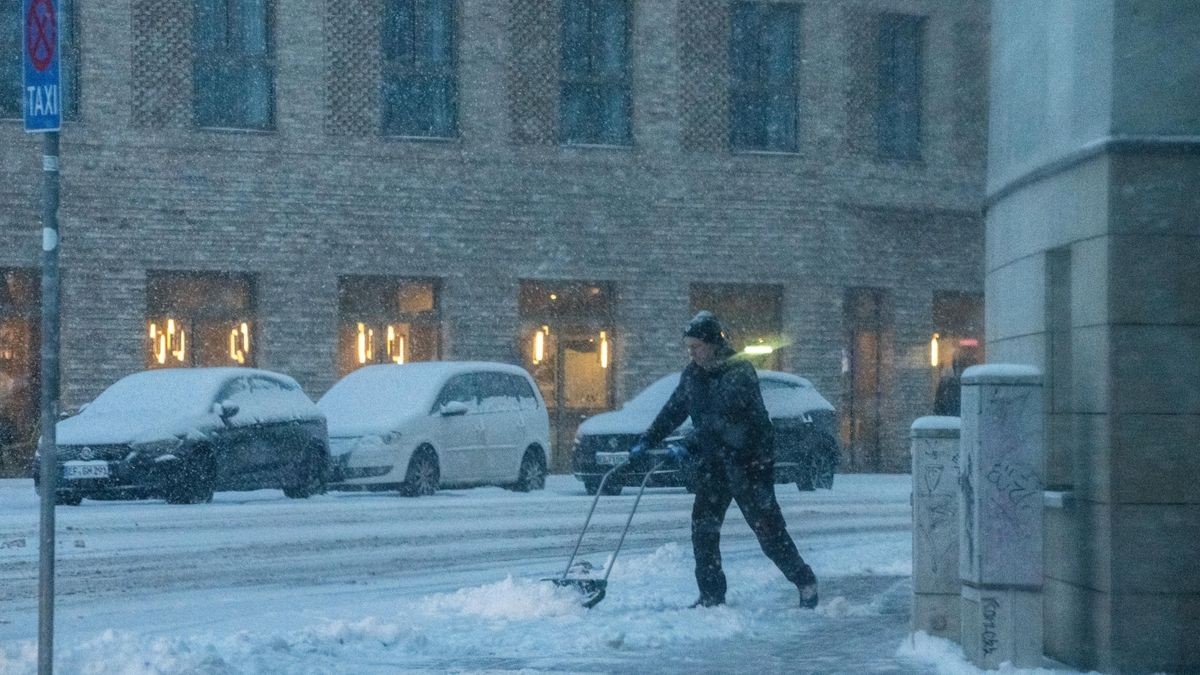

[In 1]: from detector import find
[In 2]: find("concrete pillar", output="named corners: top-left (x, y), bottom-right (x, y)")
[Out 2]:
top-left (911, 415), bottom-right (961, 641)
top-left (959, 364), bottom-right (1044, 669)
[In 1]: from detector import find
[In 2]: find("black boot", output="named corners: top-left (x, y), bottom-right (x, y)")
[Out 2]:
top-left (798, 579), bottom-right (818, 609)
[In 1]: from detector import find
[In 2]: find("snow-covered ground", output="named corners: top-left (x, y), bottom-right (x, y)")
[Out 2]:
top-left (0, 475), bottom-right (1090, 674)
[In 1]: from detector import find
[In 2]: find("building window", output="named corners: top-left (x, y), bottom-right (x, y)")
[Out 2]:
top-left (729, 2), bottom-right (799, 152)
top-left (146, 272), bottom-right (256, 368)
top-left (381, 0), bottom-right (457, 138)
top-left (337, 277), bottom-right (441, 376)
top-left (0, 270), bottom-right (40, 472)
top-left (559, 0), bottom-right (631, 146)
top-left (193, 0), bottom-right (274, 130)
top-left (690, 283), bottom-right (783, 369)
top-left (2, 0), bottom-right (78, 120)
top-left (877, 13), bottom-right (923, 160)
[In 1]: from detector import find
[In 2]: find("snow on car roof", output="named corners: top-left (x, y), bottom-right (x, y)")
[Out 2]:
top-left (625, 369), bottom-right (819, 410)
top-left (318, 361), bottom-right (534, 434)
top-left (84, 367), bottom-right (301, 416)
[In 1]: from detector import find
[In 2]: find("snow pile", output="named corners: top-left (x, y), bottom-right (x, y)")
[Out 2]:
top-left (0, 543), bottom-right (865, 674)
top-left (416, 575), bottom-right (587, 620)
top-left (897, 631), bottom-right (1104, 675)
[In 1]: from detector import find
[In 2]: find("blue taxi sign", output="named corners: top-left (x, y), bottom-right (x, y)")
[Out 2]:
top-left (22, 0), bottom-right (61, 132)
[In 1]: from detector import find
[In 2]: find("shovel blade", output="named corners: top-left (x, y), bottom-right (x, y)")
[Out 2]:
top-left (548, 577), bottom-right (608, 609)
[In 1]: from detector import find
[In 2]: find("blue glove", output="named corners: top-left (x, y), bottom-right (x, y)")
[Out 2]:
top-left (628, 440), bottom-right (649, 458)
top-left (666, 443), bottom-right (689, 462)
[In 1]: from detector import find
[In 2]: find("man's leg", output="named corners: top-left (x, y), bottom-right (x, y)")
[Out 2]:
top-left (691, 459), bottom-right (733, 605)
top-left (729, 463), bottom-right (817, 594)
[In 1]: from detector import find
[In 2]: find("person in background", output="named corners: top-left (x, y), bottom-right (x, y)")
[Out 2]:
top-left (629, 311), bottom-right (819, 609)
top-left (933, 347), bottom-right (980, 416)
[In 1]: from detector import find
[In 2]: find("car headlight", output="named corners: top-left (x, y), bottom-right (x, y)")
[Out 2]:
top-left (328, 434), bottom-right (401, 459)
top-left (131, 438), bottom-right (184, 456)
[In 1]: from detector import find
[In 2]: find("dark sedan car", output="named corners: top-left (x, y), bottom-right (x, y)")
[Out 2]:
top-left (571, 370), bottom-right (839, 495)
top-left (34, 368), bottom-right (329, 505)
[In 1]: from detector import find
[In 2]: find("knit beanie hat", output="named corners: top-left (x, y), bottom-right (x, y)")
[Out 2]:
top-left (683, 310), bottom-right (725, 345)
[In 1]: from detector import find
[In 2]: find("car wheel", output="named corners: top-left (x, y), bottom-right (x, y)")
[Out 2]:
top-left (583, 478), bottom-right (601, 495)
top-left (600, 480), bottom-right (623, 496)
top-left (165, 449), bottom-right (215, 505)
top-left (284, 444), bottom-right (327, 499)
top-left (400, 447), bottom-right (439, 497)
top-left (510, 449), bottom-right (546, 492)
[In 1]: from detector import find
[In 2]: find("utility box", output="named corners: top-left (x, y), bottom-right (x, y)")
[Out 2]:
top-left (959, 364), bottom-right (1044, 669)
top-left (911, 416), bottom-right (961, 641)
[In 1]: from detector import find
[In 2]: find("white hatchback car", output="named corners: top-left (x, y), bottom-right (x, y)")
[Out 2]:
top-left (318, 362), bottom-right (550, 496)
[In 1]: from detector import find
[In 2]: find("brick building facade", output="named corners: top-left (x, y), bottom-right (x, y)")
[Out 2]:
top-left (0, 0), bottom-right (988, 475)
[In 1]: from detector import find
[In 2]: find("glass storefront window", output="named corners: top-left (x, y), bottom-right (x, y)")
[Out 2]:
top-left (145, 272), bottom-right (256, 368)
top-left (690, 283), bottom-right (784, 369)
top-left (0, 269), bottom-right (40, 474)
top-left (337, 277), bottom-right (440, 376)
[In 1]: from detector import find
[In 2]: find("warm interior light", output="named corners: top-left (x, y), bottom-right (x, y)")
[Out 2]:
top-left (168, 319), bottom-right (185, 362)
top-left (599, 331), bottom-right (609, 369)
top-left (533, 327), bottom-right (546, 364)
top-left (229, 330), bottom-right (243, 364)
top-left (743, 345), bottom-right (774, 356)
top-left (150, 323), bottom-right (167, 364)
top-left (386, 325), bottom-right (405, 364)
top-left (149, 319), bottom-right (186, 365)
top-left (930, 333), bottom-right (940, 368)
top-left (229, 322), bottom-right (249, 364)
top-left (357, 322), bottom-right (374, 364)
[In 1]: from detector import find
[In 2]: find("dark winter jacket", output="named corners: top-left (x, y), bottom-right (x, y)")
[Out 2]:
top-left (933, 373), bottom-right (961, 416)
top-left (642, 350), bottom-right (774, 467)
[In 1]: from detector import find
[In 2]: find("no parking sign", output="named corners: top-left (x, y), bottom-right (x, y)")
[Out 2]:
top-left (22, 0), bottom-right (61, 132)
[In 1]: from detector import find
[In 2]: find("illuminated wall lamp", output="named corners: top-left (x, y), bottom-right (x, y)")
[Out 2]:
top-left (599, 331), bottom-right (609, 369)
top-left (357, 322), bottom-right (374, 364)
top-left (743, 344), bottom-right (774, 356)
top-left (229, 322), bottom-right (249, 364)
top-left (387, 325), bottom-right (406, 364)
top-left (149, 319), bottom-right (186, 365)
top-left (532, 326), bottom-right (548, 364)
top-left (930, 333), bottom-right (940, 368)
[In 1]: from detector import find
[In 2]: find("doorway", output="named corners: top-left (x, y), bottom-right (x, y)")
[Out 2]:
top-left (842, 287), bottom-right (889, 472)
top-left (520, 281), bottom-right (614, 473)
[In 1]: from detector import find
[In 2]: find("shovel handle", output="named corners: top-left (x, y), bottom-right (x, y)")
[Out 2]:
top-left (560, 457), bottom-right (668, 583)
top-left (603, 459), bottom-right (665, 582)
top-left (560, 460), bottom-right (628, 580)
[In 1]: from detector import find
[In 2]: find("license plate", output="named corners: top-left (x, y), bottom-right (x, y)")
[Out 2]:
top-left (62, 461), bottom-right (110, 480)
top-left (595, 452), bottom-right (627, 466)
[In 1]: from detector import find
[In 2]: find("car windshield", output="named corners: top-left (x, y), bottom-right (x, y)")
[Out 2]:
top-left (83, 370), bottom-right (223, 417)
top-left (625, 373), bottom-right (681, 410)
top-left (318, 364), bottom-right (443, 429)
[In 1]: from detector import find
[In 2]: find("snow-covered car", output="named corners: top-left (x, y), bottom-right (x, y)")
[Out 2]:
top-left (318, 362), bottom-right (550, 496)
top-left (571, 370), bottom-right (839, 495)
top-left (34, 368), bottom-right (329, 505)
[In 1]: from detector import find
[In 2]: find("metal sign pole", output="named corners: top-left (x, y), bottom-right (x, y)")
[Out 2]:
top-left (25, 0), bottom-right (64, 670)
top-left (37, 130), bottom-right (61, 675)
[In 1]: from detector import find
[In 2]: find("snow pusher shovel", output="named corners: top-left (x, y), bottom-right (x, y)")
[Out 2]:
top-left (548, 457), bottom-right (666, 609)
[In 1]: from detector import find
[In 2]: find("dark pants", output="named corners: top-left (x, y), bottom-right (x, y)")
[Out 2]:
top-left (690, 456), bottom-right (815, 605)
